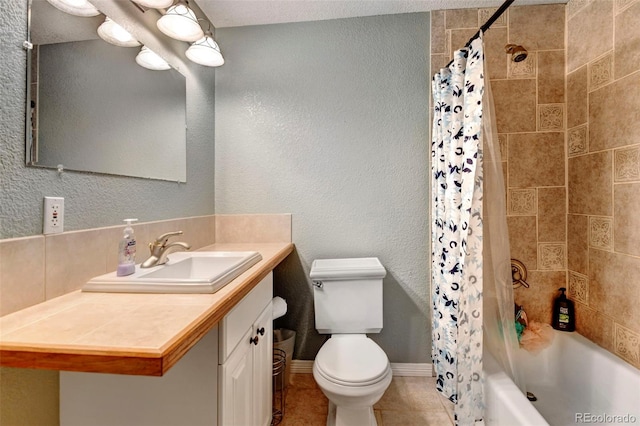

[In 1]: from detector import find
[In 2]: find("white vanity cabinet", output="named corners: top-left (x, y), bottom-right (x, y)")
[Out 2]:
top-left (60, 272), bottom-right (274, 426)
top-left (218, 273), bottom-right (273, 426)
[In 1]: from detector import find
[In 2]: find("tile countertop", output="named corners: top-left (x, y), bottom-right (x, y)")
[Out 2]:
top-left (0, 242), bottom-right (294, 376)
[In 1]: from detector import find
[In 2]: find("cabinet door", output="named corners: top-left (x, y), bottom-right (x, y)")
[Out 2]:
top-left (252, 303), bottom-right (273, 426)
top-left (219, 328), bottom-right (253, 426)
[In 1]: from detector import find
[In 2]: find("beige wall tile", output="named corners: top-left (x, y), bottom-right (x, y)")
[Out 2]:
top-left (566, 0), bottom-right (590, 20)
top-left (588, 52), bottom-right (614, 92)
top-left (538, 187), bottom-right (566, 242)
top-left (575, 301), bottom-right (614, 352)
top-left (484, 26), bottom-right (508, 80)
top-left (479, 8), bottom-right (508, 28)
top-left (45, 229), bottom-right (109, 299)
top-left (431, 10), bottom-right (446, 55)
top-left (509, 4), bottom-right (565, 51)
top-left (538, 243), bottom-right (566, 270)
top-left (514, 270), bottom-right (565, 324)
top-left (568, 124), bottom-right (589, 157)
top-left (567, 0), bottom-right (613, 72)
top-left (589, 71), bottom-right (640, 151)
top-left (0, 236), bottom-right (46, 316)
top-left (589, 248), bottom-right (640, 331)
top-left (538, 50), bottom-right (565, 103)
top-left (508, 216), bottom-right (538, 270)
top-left (508, 132), bottom-right (565, 188)
top-left (508, 189), bottom-right (536, 216)
top-left (614, 146), bottom-right (640, 182)
top-left (215, 214), bottom-right (292, 244)
top-left (568, 151), bottom-right (613, 216)
top-left (614, 183), bottom-right (640, 256)
top-left (177, 215), bottom-right (216, 251)
top-left (498, 134), bottom-right (508, 162)
top-left (568, 271), bottom-right (588, 305)
top-left (445, 9), bottom-right (478, 29)
top-left (614, 2), bottom-right (640, 79)
top-left (589, 216), bottom-right (613, 251)
top-left (538, 104), bottom-right (564, 131)
top-left (615, 323), bottom-right (640, 368)
top-left (431, 54), bottom-right (448, 77)
top-left (491, 79), bottom-right (537, 133)
top-left (567, 66), bottom-right (588, 128)
top-left (508, 52), bottom-right (536, 79)
top-left (449, 28), bottom-right (477, 58)
top-left (568, 214), bottom-right (589, 275)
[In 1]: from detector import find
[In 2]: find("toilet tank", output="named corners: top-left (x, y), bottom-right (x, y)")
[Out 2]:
top-left (310, 257), bottom-right (386, 334)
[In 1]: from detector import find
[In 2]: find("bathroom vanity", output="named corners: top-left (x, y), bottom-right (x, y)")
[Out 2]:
top-left (0, 242), bottom-right (293, 426)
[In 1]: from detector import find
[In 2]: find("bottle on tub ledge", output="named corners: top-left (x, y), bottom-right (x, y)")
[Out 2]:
top-left (117, 218), bottom-right (138, 276)
top-left (552, 287), bottom-right (575, 332)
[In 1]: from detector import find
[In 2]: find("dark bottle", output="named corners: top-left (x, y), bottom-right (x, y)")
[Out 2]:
top-left (552, 287), bottom-right (575, 332)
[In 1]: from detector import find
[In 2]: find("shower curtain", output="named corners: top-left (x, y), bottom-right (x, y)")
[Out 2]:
top-left (431, 34), bottom-right (522, 426)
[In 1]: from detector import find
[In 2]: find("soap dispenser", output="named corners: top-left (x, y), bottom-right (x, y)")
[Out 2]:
top-left (552, 287), bottom-right (575, 332)
top-left (117, 218), bottom-right (138, 276)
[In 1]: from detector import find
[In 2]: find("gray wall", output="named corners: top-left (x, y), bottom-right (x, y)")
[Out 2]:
top-left (0, 1), bottom-right (215, 239)
top-left (215, 13), bottom-right (431, 362)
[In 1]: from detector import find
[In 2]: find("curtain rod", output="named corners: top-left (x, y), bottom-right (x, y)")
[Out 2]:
top-left (444, 0), bottom-right (515, 68)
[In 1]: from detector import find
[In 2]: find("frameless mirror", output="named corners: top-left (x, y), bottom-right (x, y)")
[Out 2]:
top-left (26, 0), bottom-right (187, 182)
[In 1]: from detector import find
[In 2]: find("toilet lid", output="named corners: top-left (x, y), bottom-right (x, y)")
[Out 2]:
top-left (315, 335), bottom-right (390, 386)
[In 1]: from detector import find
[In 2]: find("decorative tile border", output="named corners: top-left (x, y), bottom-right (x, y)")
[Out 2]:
top-left (615, 323), bottom-right (640, 366)
top-left (508, 189), bottom-right (537, 215)
top-left (478, 8), bottom-right (507, 27)
top-left (589, 216), bottom-right (613, 250)
top-left (588, 52), bottom-right (613, 92)
top-left (568, 124), bottom-right (589, 157)
top-left (568, 271), bottom-right (589, 304)
top-left (614, 146), bottom-right (640, 182)
top-left (538, 104), bottom-right (564, 131)
top-left (538, 243), bottom-right (566, 270)
top-left (508, 52), bottom-right (536, 79)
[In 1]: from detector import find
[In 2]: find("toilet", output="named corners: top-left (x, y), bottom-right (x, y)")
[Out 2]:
top-left (310, 257), bottom-right (392, 426)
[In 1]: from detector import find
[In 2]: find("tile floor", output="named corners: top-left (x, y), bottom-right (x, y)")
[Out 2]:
top-left (278, 374), bottom-right (455, 426)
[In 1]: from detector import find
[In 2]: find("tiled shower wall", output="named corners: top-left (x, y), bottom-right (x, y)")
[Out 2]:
top-left (565, 0), bottom-right (640, 368)
top-left (431, 5), bottom-right (568, 327)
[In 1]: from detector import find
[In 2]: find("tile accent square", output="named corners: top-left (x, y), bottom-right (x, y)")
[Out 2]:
top-left (568, 125), bottom-right (589, 157)
top-left (508, 52), bottom-right (536, 79)
top-left (479, 8), bottom-right (507, 27)
top-left (538, 104), bottom-right (564, 131)
top-left (508, 189), bottom-right (536, 215)
top-left (589, 216), bottom-right (613, 250)
top-left (568, 271), bottom-right (589, 304)
top-left (588, 53), bottom-right (613, 92)
top-left (538, 243), bottom-right (566, 270)
top-left (615, 323), bottom-right (640, 366)
top-left (614, 146), bottom-right (640, 182)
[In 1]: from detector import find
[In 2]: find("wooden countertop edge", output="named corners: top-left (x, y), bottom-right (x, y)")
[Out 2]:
top-left (0, 243), bottom-right (294, 376)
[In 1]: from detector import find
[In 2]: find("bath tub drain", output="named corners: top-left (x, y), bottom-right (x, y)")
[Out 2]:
top-left (526, 392), bottom-right (537, 402)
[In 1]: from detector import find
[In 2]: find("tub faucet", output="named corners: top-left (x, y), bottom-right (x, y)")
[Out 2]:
top-left (140, 231), bottom-right (191, 268)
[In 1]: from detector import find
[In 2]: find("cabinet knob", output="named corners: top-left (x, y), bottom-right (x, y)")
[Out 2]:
top-left (257, 327), bottom-right (265, 336)
top-left (250, 336), bottom-right (259, 345)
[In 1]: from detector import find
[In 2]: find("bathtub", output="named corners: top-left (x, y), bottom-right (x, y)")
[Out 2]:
top-left (485, 330), bottom-right (640, 426)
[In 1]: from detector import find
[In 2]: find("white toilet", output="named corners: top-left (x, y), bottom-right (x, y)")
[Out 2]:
top-left (310, 257), bottom-right (392, 426)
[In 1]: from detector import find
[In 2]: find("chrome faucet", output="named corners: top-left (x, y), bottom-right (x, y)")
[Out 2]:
top-left (140, 231), bottom-right (191, 268)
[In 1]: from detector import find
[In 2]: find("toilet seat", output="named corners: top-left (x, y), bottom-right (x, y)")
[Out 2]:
top-left (315, 335), bottom-right (390, 387)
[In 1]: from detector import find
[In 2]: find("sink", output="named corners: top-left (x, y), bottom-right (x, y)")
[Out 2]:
top-left (83, 251), bottom-right (263, 294)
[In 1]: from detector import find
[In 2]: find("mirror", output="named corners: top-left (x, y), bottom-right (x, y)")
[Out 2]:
top-left (26, 0), bottom-right (187, 182)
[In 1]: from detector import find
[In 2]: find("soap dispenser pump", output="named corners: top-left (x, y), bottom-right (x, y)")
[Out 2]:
top-left (117, 218), bottom-right (138, 277)
top-left (552, 287), bottom-right (575, 332)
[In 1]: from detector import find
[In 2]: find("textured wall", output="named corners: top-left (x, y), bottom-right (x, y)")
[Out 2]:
top-left (0, 1), bottom-right (215, 239)
top-left (215, 13), bottom-right (431, 363)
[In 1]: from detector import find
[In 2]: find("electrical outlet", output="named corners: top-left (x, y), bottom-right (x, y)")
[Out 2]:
top-left (43, 196), bottom-right (64, 234)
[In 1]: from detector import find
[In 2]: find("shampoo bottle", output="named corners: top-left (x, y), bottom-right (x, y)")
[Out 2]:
top-left (117, 218), bottom-right (138, 277)
top-left (552, 287), bottom-right (575, 332)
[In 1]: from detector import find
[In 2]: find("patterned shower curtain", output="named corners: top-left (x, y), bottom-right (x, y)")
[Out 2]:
top-left (431, 36), bottom-right (485, 425)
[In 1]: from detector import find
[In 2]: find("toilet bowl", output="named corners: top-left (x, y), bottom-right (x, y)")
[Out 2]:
top-left (313, 334), bottom-right (392, 426)
top-left (310, 257), bottom-right (391, 426)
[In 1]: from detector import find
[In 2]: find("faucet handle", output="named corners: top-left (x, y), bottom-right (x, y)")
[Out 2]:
top-left (153, 231), bottom-right (183, 246)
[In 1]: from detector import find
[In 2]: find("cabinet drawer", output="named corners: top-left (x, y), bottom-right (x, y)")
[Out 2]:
top-left (219, 272), bottom-right (273, 363)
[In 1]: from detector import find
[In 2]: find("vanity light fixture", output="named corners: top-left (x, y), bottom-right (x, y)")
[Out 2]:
top-left (156, 1), bottom-right (204, 42)
top-left (45, 0), bottom-right (100, 17)
top-left (130, 0), bottom-right (174, 8)
top-left (135, 46), bottom-right (171, 70)
top-left (185, 31), bottom-right (224, 67)
top-left (97, 17), bottom-right (141, 47)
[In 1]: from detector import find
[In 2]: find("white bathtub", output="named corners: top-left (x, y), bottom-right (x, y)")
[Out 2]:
top-left (485, 330), bottom-right (640, 426)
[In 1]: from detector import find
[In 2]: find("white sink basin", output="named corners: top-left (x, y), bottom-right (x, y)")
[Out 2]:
top-left (83, 251), bottom-right (262, 294)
